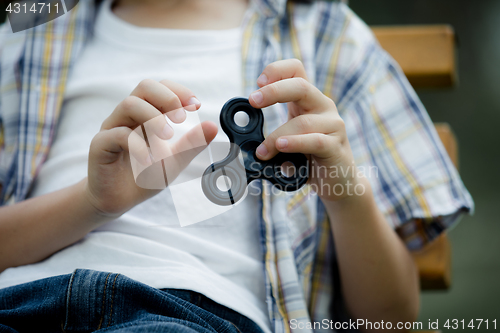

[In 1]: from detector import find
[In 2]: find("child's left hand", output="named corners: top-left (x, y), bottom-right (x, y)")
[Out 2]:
top-left (249, 59), bottom-right (361, 202)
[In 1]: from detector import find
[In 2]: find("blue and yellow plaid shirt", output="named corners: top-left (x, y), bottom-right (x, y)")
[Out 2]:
top-left (0, 0), bottom-right (473, 332)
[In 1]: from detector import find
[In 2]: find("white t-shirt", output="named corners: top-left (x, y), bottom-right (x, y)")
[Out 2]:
top-left (0, 1), bottom-right (271, 332)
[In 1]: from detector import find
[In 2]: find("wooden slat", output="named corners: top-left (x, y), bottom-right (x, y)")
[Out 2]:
top-left (412, 233), bottom-right (452, 290)
top-left (372, 25), bottom-right (456, 87)
top-left (410, 123), bottom-right (458, 290)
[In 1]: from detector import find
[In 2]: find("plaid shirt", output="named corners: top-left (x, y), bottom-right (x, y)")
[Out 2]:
top-left (0, 0), bottom-right (473, 332)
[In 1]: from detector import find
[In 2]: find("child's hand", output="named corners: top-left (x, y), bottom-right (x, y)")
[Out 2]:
top-left (249, 59), bottom-right (359, 202)
top-left (85, 79), bottom-right (218, 217)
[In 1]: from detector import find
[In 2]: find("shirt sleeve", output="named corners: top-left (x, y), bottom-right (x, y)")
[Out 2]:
top-left (318, 3), bottom-right (474, 251)
top-left (0, 22), bottom-right (8, 186)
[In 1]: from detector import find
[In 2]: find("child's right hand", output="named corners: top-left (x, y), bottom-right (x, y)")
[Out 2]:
top-left (84, 79), bottom-right (218, 218)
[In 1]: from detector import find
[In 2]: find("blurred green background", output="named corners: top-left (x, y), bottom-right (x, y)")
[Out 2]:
top-left (1, 0), bottom-right (499, 326)
top-left (349, 0), bottom-right (500, 324)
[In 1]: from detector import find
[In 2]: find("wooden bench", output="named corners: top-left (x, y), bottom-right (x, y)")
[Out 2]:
top-left (373, 25), bottom-right (456, 88)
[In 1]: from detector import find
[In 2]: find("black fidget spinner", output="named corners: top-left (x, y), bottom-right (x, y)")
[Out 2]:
top-left (201, 97), bottom-right (309, 206)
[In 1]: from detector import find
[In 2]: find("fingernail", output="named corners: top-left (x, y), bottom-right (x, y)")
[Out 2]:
top-left (256, 144), bottom-right (268, 158)
top-left (257, 74), bottom-right (268, 86)
top-left (160, 123), bottom-right (173, 140)
top-left (250, 91), bottom-right (263, 105)
top-left (188, 97), bottom-right (200, 107)
top-left (277, 138), bottom-right (288, 149)
top-left (170, 108), bottom-right (186, 122)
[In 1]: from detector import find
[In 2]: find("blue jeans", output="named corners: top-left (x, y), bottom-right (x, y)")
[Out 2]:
top-left (0, 269), bottom-right (265, 333)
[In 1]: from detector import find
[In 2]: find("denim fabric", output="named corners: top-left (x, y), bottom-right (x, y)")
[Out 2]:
top-left (0, 269), bottom-right (265, 333)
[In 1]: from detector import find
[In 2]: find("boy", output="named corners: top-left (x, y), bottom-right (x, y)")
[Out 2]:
top-left (0, 0), bottom-right (472, 332)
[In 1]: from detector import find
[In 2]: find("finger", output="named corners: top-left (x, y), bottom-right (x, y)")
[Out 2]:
top-left (160, 80), bottom-right (201, 122)
top-left (101, 96), bottom-right (174, 140)
top-left (255, 114), bottom-right (342, 160)
top-left (162, 121), bottom-right (218, 183)
top-left (146, 113), bottom-right (212, 162)
top-left (249, 77), bottom-right (335, 114)
top-left (171, 121), bottom-right (218, 156)
top-left (129, 127), bottom-right (156, 166)
top-left (274, 133), bottom-right (339, 159)
top-left (160, 79), bottom-right (201, 111)
top-left (90, 127), bottom-right (139, 165)
top-left (257, 59), bottom-right (308, 87)
top-left (130, 79), bottom-right (192, 124)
